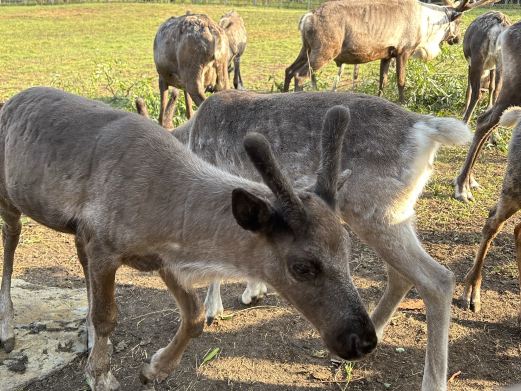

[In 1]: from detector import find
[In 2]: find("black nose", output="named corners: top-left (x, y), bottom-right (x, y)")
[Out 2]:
top-left (347, 331), bottom-right (377, 358)
top-left (329, 323), bottom-right (378, 361)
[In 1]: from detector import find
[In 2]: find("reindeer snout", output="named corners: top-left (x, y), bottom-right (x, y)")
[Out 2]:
top-left (328, 320), bottom-right (377, 360)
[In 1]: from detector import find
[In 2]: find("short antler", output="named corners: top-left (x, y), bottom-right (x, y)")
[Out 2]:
top-left (243, 133), bottom-right (307, 229)
top-left (313, 106), bottom-right (350, 209)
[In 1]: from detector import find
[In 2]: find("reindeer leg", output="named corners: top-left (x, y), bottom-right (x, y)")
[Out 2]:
top-left (84, 246), bottom-right (120, 391)
top-left (487, 69), bottom-right (496, 110)
top-left (233, 56), bottom-right (244, 90)
top-left (164, 88), bottom-right (178, 129)
top-left (460, 197), bottom-right (519, 312)
top-left (463, 66), bottom-right (472, 121)
top-left (204, 281), bottom-right (224, 326)
top-left (158, 76), bottom-right (172, 129)
top-left (140, 268), bottom-right (204, 384)
top-left (378, 58), bottom-right (391, 97)
top-left (514, 222), bottom-right (521, 324)
top-left (241, 280), bottom-right (267, 305)
top-left (370, 265), bottom-right (413, 341)
top-left (332, 63), bottom-right (344, 91)
top-left (463, 62), bottom-right (484, 124)
top-left (0, 204), bottom-right (21, 353)
top-left (455, 103), bottom-right (507, 202)
top-left (355, 221), bottom-right (453, 391)
top-left (75, 237), bottom-right (113, 354)
top-left (396, 53), bottom-right (410, 104)
top-left (352, 64), bottom-right (359, 90)
top-left (184, 91), bottom-right (194, 120)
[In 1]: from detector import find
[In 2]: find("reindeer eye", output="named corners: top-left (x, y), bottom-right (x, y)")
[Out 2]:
top-left (290, 261), bottom-right (321, 281)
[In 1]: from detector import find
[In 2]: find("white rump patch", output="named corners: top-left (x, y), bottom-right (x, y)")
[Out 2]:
top-left (419, 117), bottom-right (472, 145)
top-left (499, 106), bottom-right (521, 128)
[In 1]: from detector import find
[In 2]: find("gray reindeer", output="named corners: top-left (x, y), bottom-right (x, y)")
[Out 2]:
top-left (283, 0), bottom-right (497, 102)
top-left (455, 20), bottom-right (521, 202)
top-left (462, 11), bottom-right (511, 124)
top-left (141, 90), bottom-right (471, 391)
top-left (460, 107), bottom-right (521, 317)
top-left (0, 87), bottom-right (377, 390)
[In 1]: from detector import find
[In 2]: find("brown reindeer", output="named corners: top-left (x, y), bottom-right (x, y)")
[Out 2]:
top-left (0, 87), bottom-right (376, 390)
top-left (455, 20), bottom-right (521, 202)
top-left (462, 11), bottom-right (511, 124)
top-left (219, 11), bottom-right (247, 90)
top-left (284, 0), bottom-right (498, 102)
top-left (154, 13), bottom-right (229, 128)
top-left (460, 107), bottom-right (521, 318)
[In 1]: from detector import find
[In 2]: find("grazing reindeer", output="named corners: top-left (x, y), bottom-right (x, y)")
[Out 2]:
top-left (284, 0), bottom-right (497, 102)
top-left (219, 11), bottom-right (247, 90)
top-left (460, 107), bottom-right (521, 316)
top-left (455, 20), bottom-right (521, 202)
top-left (176, 90), bottom-right (471, 391)
top-left (462, 11), bottom-right (511, 124)
top-left (0, 87), bottom-right (377, 390)
top-left (154, 13), bottom-right (229, 127)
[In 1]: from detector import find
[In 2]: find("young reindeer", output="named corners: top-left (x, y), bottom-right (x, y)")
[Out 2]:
top-left (462, 11), bottom-right (511, 124)
top-left (171, 90), bottom-right (471, 391)
top-left (219, 11), bottom-right (247, 90)
top-left (284, 0), bottom-right (497, 102)
top-left (460, 107), bottom-right (521, 316)
top-left (455, 20), bottom-right (521, 202)
top-left (154, 13), bottom-right (229, 127)
top-left (0, 87), bottom-right (377, 390)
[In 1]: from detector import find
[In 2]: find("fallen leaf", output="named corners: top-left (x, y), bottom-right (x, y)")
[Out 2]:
top-left (200, 347), bottom-right (220, 366)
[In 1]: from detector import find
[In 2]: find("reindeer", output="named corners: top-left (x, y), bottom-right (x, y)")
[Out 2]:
top-left (154, 13), bottom-right (229, 128)
top-left (152, 89), bottom-right (471, 391)
top-left (462, 11), bottom-right (511, 124)
top-left (219, 11), bottom-right (247, 90)
top-left (460, 107), bottom-right (521, 317)
top-left (455, 20), bottom-right (521, 202)
top-left (283, 0), bottom-right (497, 102)
top-left (0, 87), bottom-right (377, 390)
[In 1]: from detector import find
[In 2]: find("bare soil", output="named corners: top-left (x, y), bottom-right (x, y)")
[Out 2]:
top-left (3, 145), bottom-right (521, 391)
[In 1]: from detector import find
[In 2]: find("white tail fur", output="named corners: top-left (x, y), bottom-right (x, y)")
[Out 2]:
top-left (423, 117), bottom-right (472, 145)
top-left (499, 107), bottom-right (521, 128)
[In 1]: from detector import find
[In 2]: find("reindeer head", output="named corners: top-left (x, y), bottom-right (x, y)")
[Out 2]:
top-left (443, 0), bottom-right (500, 44)
top-left (231, 106), bottom-right (377, 360)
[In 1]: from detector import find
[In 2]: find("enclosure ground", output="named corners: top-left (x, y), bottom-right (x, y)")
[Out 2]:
top-left (1, 3), bottom-right (521, 391)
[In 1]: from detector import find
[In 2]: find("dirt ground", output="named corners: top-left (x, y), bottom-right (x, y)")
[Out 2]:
top-left (2, 144), bottom-right (521, 391)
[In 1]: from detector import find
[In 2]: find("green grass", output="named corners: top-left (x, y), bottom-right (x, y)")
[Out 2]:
top-left (0, 4), bottom-right (520, 189)
top-left (2, 4), bottom-right (519, 120)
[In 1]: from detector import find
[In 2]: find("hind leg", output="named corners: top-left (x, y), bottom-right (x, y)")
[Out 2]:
top-left (461, 197), bottom-right (519, 312)
top-left (0, 204), bottom-right (22, 353)
top-left (204, 281), bottom-right (224, 326)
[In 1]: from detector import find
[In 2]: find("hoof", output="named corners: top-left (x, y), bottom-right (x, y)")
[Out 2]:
top-left (140, 363), bottom-right (170, 384)
top-left (456, 296), bottom-right (470, 310)
top-left (469, 300), bottom-right (481, 313)
top-left (86, 371), bottom-right (120, 391)
top-left (206, 317), bottom-right (215, 327)
top-left (1, 336), bottom-right (15, 353)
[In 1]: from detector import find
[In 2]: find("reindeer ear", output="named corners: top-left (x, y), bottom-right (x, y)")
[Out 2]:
top-left (232, 188), bottom-right (276, 232)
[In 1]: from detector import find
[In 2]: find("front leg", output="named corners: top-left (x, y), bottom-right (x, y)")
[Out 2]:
top-left (396, 53), bottom-right (410, 103)
top-left (140, 269), bottom-right (204, 384)
top-left (84, 248), bottom-right (120, 391)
